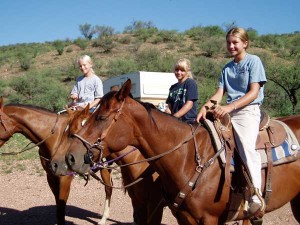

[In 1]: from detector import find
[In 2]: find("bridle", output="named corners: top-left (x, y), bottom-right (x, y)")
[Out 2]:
top-left (72, 99), bottom-right (126, 166)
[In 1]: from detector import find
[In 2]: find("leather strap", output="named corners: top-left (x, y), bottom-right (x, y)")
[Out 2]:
top-left (264, 141), bottom-right (273, 205)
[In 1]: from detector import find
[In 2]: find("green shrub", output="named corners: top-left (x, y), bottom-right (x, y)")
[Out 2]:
top-left (92, 36), bottom-right (115, 53)
top-left (155, 30), bottom-right (182, 43)
top-left (199, 37), bottom-right (225, 57)
top-left (18, 53), bottom-right (33, 70)
top-left (8, 70), bottom-right (69, 111)
top-left (118, 35), bottom-right (131, 44)
top-left (52, 40), bottom-right (65, 55)
top-left (135, 28), bottom-right (158, 42)
top-left (135, 48), bottom-right (162, 71)
top-left (107, 58), bottom-right (138, 76)
top-left (94, 25), bottom-right (115, 38)
top-left (185, 25), bottom-right (224, 40)
top-left (73, 38), bottom-right (88, 50)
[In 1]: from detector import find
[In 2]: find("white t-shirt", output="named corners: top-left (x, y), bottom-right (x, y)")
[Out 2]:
top-left (70, 74), bottom-right (103, 107)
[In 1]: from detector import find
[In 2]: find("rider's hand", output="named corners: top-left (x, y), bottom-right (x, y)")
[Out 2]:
top-left (196, 106), bottom-right (207, 123)
top-left (213, 105), bottom-right (232, 119)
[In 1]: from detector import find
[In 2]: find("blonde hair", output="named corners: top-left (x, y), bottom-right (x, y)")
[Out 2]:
top-left (174, 58), bottom-right (193, 78)
top-left (77, 55), bottom-right (95, 74)
top-left (77, 55), bottom-right (93, 65)
top-left (226, 27), bottom-right (249, 49)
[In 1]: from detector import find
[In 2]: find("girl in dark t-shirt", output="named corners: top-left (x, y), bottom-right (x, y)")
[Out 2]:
top-left (165, 58), bottom-right (198, 124)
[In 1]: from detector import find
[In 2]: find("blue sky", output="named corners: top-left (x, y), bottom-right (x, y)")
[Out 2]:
top-left (0, 0), bottom-right (299, 46)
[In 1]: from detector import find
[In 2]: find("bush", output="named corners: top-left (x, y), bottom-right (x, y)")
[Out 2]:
top-left (52, 40), bottom-right (65, 55)
top-left (18, 53), bottom-right (33, 70)
top-left (8, 71), bottom-right (69, 111)
top-left (135, 49), bottom-right (163, 71)
top-left (199, 37), bottom-right (225, 57)
top-left (73, 38), bottom-right (89, 50)
top-left (135, 28), bottom-right (158, 42)
top-left (155, 30), bottom-right (182, 43)
top-left (185, 25), bottom-right (224, 40)
top-left (118, 35), bottom-right (131, 44)
top-left (106, 58), bottom-right (138, 76)
top-left (94, 25), bottom-right (115, 38)
top-left (92, 36), bottom-right (115, 53)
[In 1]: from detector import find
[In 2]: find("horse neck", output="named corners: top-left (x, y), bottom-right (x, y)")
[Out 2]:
top-left (123, 104), bottom-right (218, 194)
top-left (127, 104), bottom-right (194, 156)
top-left (4, 105), bottom-right (67, 144)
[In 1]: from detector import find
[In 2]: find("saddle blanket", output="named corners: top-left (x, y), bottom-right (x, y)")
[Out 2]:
top-left (204, 119), bottom-right (300, 169)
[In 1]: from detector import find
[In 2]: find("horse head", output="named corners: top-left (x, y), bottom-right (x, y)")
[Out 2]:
top-left (66, 80), bottom-right (134, 174)
top-left (50, 104), bottom-right (91, 176)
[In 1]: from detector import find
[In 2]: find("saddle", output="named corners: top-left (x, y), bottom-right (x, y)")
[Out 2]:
top-left (205, 110), bottom-right (289, 220)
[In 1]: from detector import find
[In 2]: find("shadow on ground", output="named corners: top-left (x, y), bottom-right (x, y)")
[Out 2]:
top-left (0, 205), bottom-right (134, 225)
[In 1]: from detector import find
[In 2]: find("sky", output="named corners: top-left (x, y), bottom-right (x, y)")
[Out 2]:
top-left (0, 0), bottom-right (299, 46)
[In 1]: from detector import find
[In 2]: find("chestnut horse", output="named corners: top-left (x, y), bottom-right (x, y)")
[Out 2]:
top-left (65, 79), bottom-right (300, 225)
top-left (50, 96), bottom-right (166, 225)
top-left (0, 98), bottom-right (112, 225)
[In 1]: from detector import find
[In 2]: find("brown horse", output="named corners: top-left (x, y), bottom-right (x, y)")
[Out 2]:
top-left (0, 98), bottom-right (113, 225)
top-left (65, 79), bottom-right (300, 225)
top-left (50, 95), bottom-right (166, 225)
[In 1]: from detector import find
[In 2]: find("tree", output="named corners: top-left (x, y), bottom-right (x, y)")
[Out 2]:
top-left (267, 62), bottom-right (300, 114)
top-left (79, 23), bottom-right (95, 40)
top-left (94, 25), bottom-right (115, 38)
top-left (123, 20), bottom-right (156, 33)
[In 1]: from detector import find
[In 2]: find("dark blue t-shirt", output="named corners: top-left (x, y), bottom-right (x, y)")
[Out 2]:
top-left (166, 78), bottom-right (198, 124)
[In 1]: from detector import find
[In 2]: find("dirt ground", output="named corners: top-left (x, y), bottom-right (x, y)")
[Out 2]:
top-left (0, 159), bottom-right (298, 225)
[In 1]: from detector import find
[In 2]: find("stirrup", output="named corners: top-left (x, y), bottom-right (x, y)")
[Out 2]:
top-left (254, 188), bottom-right (266, 212)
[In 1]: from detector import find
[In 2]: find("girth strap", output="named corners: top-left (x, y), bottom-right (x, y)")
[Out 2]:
top-left (171, 124), bottom-right (225, 213)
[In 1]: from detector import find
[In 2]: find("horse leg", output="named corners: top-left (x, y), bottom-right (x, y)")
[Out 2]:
top-left (98, 168), bottom-right (113, 225)
top-left (146, 176), bottom-right (164, 225)
top-left (46, 172), bottom-right (72, 225)
top-left (291, 193), bottom-right (300, 223)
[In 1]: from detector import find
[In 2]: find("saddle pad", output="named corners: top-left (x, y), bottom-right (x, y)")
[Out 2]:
top-left (258, 120), bottom-right (300, 168)
top-left (204, 119), bottom-right (299, 168)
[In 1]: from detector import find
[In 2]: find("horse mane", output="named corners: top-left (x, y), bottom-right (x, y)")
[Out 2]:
top-left (101, 90), bottom-right (185, 128)
top-left (5, 103), bottom-right (55, 113)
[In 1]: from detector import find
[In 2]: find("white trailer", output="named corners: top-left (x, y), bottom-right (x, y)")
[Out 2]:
top-left (103, 71), bottom-right (177, 106)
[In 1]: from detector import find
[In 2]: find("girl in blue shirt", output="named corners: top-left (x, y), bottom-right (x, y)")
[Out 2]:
top-left (196, 27), bottom-right (267, 216)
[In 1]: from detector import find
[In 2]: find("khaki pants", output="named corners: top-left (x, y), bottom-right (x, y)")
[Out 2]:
top-left (230, 104), bottom-right (261, 201)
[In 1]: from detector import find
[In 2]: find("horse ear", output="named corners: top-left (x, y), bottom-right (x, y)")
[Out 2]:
top-left (116, 79), bottom-right (131, 101)
top-left (66, 107), bottom-right (73, 115)
top-left (84, 104), bottom-right (90, 116)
